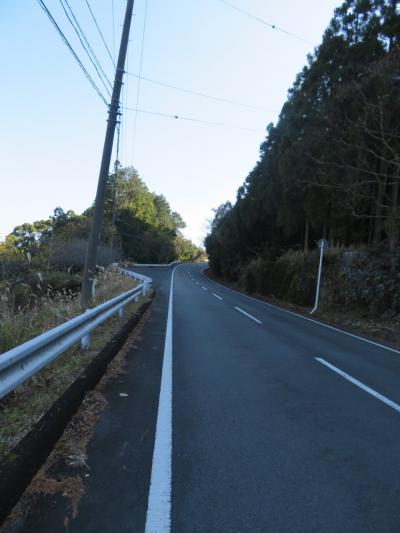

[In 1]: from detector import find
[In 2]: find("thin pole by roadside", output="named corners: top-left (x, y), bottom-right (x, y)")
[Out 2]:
top-left (310, 239), bottom-right (327, 315)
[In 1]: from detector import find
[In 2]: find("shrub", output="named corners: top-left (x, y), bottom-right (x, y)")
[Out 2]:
top-left (50, 239), bottom-right (119, 271)
top-left (234, 247), bottom-right (400, 316)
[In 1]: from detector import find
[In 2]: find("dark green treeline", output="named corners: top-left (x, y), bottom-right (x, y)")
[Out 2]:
top-left (1, 166), bottom-right (204, 271)
top-left (206, 0), bottom-right (400, 280)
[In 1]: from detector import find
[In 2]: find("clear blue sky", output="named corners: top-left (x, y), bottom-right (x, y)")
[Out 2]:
top-left (0, 0), bottom-right (341, 245)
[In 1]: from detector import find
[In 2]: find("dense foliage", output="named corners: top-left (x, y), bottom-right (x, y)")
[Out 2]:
top-left (206, 0), bottom-right (400, 283)
top-left (0, 166), bottom-right (204, 278)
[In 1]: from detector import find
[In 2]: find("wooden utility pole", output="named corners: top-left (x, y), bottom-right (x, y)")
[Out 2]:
top-left (80, 0), bottom-right (134, 306)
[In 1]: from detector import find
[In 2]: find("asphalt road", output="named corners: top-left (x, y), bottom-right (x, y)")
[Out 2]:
top-left (170, 263), bottom-right (400, 533)
top-left (8, 263), bottom-right (400, 532)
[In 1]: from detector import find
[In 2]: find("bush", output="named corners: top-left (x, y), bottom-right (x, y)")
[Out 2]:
top-left (323, 249), bottom-right (400, 316)
top-left (238, 251), bottom-right (317, 306)
top-left (233, 247), bottom-right (400, 316)
top-left (50, 239), bottom-right (119, 271)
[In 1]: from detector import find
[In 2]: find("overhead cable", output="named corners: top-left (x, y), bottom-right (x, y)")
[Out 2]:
top-left (217, 0), bottom-right (313, 46)
top-left (60, 0), bottom-right (112, 88)
top-left (124, 106), bottom-right (261, 133)
top-left (132, 0), bottom-right (149, 157)
top-left (59, 0), bottom-right (112, 96)
top-left (85, 0), bottom-right (116, 67)
top-left (112, 0), bottom-right (116, 63)
top-left (37, 0), bottom-right (108, 105)
top-left (126, 72), bottom-right (275, 112)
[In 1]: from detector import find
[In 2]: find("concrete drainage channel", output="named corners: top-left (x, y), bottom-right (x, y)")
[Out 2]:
top-left (0, 295), bottom-right (154, 526)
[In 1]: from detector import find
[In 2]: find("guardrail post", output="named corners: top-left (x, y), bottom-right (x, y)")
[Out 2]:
top-left (81, 334), bottom-right (90, 350)
top-left (118, 306), bottom-right (124, 318)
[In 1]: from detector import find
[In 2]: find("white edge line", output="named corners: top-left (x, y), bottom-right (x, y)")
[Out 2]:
top-left (145, 265), bottom-right (181, 532)
top-left (201, 269), bottom-right (400, 355)
top-left (212, 293), bottom-right (223, 300)
top-left (234, 306), bottom-right (262, 324)
top-left (315, 357), bottom-right (400, 414)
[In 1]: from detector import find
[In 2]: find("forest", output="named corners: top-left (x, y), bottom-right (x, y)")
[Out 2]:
top-left (206, 0), bottom-right (400, 315)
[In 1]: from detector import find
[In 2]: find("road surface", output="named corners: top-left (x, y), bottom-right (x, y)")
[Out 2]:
top-left (9, 263), bottom-right (400, 532)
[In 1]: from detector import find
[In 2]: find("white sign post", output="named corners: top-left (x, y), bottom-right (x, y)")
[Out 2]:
top-left (310, 239), bottom-right (328, 315)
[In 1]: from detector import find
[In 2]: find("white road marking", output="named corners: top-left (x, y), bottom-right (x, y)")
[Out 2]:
top-left (201, 286), bottom-right (208, 291)
top-left (315, 357), bottom-right (400, 414)
top-left (201, 269), bottom-right (400, 355)
top-left (145, 266), bottom-right (180, 532)
top-left (234, 306), bottom-right (262, 324)
top-left (212, 293), bottom-right (223, 300)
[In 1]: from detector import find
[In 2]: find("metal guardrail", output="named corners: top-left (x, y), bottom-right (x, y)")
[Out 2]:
top-left (119, 267), bottom-right (152, 284)
top-left (0, 270), bottom-right (152, 401)
top-left (131, 261), bottom-right (180, 267)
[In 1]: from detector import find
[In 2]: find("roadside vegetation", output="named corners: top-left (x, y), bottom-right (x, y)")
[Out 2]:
top-left (0, 167), bottom-right (204, 459)
top-left (0, 268), bottom-right (136, 354)
top-left (0, 166), bottom-right (205, 352)
top-left (0, 166), bottom-right (204, 282)
top-left (0, 291), bottom-right (151, 461)
top-left (206, 1), bottom-right (400, 329)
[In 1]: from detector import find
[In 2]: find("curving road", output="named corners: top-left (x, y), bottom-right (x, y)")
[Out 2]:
top-left (13, 262), bottom-right (400, 532)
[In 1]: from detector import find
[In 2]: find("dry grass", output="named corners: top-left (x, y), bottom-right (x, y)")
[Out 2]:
top-left (0, 267), bottom-right (136, 354)
top-left (0, 268), bottom-right (149, 461)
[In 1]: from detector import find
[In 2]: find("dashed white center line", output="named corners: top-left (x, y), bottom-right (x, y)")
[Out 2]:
top-left (212, 293), bottom-right (223, 300)
top-left (201, 286), bottom-right (208, 291)
top-left (234, 306), bottom-right (262, 324)
top-left (315, 357), bottom-right (400, 414)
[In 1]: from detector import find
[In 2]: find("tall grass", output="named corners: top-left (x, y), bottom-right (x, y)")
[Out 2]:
top-left (0, 267), bottom-right (136, 354)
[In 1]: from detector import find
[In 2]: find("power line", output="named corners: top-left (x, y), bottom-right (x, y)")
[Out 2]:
top-left (132, 0), bottom-right (149, 157)
top-left (217, 0), bottom-right (313, 46)
top-left (112, 0), bottom-right (116, 64)
top-left (124, 106), bottom-right (262, 133)
top-left (126, 72), bottom-right (275, 112)
top-left (62, 0), bottom-right (112, 88)
top-left (36, 0), bottom-right (108, 105)
top-left (59, 0), bottom-right (112, 95)
top-left (85, 0), bottom-right (116, 67)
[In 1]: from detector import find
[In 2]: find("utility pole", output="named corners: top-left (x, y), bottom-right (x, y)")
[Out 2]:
top-left (80, 0), bottom-right (134, 307)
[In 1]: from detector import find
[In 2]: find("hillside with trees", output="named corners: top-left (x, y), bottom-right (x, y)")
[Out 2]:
top-left (206, 0), bottom-right (400, 319)
top-left (0, 166), bottom-right (204, 319)
top-left (1, 166), bottom-right (203, 275)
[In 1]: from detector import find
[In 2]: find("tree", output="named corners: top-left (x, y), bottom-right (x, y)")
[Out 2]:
top-left (206, 0), bottom-right (400, 278)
